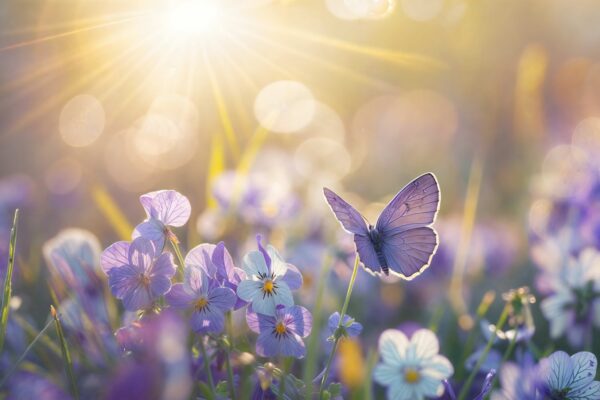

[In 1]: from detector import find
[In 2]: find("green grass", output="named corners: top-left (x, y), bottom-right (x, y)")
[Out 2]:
top-left (0, 209), bottom-right (19, 353)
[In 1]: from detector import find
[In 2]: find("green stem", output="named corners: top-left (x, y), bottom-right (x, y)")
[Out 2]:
top-left (278, 357), bottom-right (292, 400)
top-left (303, 254), bottom-right (333, 399)
top-left (169, 236), bottom-right (186, 280)
top-left (224, 311), bottom-right (236, 400)
top-left (0, 209), bottom-right (19, 353)
top-left (51, 306), bottom-right (79, 400)
top-left (199, 336), bottom-right (216, 397)
top-left (318, 254), bottom-right (360, 399)
top-left (457, 304), bottom-right (510, 400)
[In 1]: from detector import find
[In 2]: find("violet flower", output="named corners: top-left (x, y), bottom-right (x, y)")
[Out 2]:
top-left (106, 237), bottom-right (176, 311)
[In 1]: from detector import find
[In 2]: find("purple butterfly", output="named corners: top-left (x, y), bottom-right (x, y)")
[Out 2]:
top-left (324, 173), bottom-right (440, 280)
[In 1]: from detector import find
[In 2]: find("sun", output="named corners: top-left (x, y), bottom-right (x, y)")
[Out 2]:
top-left (166, 0), bottom-right (224, 38)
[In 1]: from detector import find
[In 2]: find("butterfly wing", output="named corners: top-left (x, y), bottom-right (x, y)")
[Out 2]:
top-left (354, 235), bottom-right (381, 274)
top-left (323, 188), bottom-right (369, 235)
top-left (376, 173), bottom-right (440, 235)
top-left (380, 226), bottom-right (438, 279)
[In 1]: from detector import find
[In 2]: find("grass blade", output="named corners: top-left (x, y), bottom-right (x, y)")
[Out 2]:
top-left (51, 305), bottom-right (79, 399)
top-left (0, 317), bottom-right (53, 388)
top-left (0, 209), bottom-right (19, 352)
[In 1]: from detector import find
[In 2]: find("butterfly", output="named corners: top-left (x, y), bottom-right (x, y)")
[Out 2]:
top-left (324, 173), bottom-right (440, 280)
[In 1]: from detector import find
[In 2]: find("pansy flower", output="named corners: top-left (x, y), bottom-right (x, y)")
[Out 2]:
top-left (237, 236), bottom-right (302, 316)
top-left (133, 190), bottom-right (191, 250)
top-left (106, 237), bottom-right (176, 311)
top-left (185, 242), bottom-right (246, 309)
top-left (327, 312), bottom-right (362, 338)
top-left (246, 305), bottom-right (312, 358)
top-left (540, 248), bottom-right (600, 347)
top-left (373, 329), bottom-right (453, 400)
top-left (166, 258), bottom-right (236, 334)
top-left (538, 351), bottom-right (600, 400)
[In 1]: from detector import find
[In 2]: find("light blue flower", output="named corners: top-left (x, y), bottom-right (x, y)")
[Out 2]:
top-left (540, 248), bottom-right (600, 347)
top-left (236, 236), bottom-right (302, 316)
top-left (327, 312), bottom-right (362, 338)
top-left (539, 351), bottom-right (600, 400)
top-left (373, 329), bottom-right (453, 400)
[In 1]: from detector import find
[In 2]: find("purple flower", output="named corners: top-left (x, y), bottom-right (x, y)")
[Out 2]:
top-left (540, 248), bottom-right (600, 347)
top-left (328, 312), bottom-right (362, 338)
top-left (166, 259), bottom-right (236, 334)
top-left (492, 355), bottom-right (539, 400)
top-left (133, 190), bottom-right (191, 250)
top-left (8, 371), bottom-right (70, 400)
top-left (184, 242), bottom-right (246, 309)
top-left (538, 351), bottom-right (600, 400)
top-left (443, 369), bottom-right (495, 400)
top-left (106, 237), bottom-right (176, 311)
top-left (237, 236), bottom-right (303, 316)
top-left (246, 305), bottom-right (312, 358)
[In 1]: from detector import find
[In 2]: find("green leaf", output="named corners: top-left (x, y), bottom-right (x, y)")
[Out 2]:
top-left (215, 381), bottom-right (229, 396)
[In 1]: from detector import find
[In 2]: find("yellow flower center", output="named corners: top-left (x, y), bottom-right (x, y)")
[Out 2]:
top-left (275, 322), bottom-right (287, 335)
top-left (194, 297), bottom-right (209, 311)
top-left (404, 368), bottom-right (420, 384)
top-left (263, 279), bottom-right (274, 294)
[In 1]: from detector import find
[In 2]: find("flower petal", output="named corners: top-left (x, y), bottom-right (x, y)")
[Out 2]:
top-left (128, 237), bottom-right (157, 272)
top-left (372, 363), bottom-right (400, 386)
top-left (246, 306), bottom-right (275, 334)
top-left (190, 309), bottom-right (225, 334)
top-left (378, 329), bottom-right (408, 367)
top-left (208, 287), bottom-right (236, 312)
top-left (166, 284), bottom-right (195, 308)
top-left (283, 305), bottom-right (312, 337)
top-left (152, 252), bottom-right (176, 278)
top-left (133, 220), bottom-right (165, 251)
top-left (543, 351), bottom-right (574, 391)
top-left (569, 352), bottom-right (598, 393)
top-left (122, 285), bottom-right (152, 311)
top-left (186, 244), bottom-right (217, 277)
top-left (411, 329), bottom-right (439, 360)
top-left (237, 279), bottom-right (261, 303)
top-left (108, 265), bottom-right (139, 299)
top-left (422, 354), bottom-right (454, 380)
top-left (242, 250), bottom-right (269, 276)
top-left (150, 275), bottom-right (172, 297)
top-left (101, 241), bottom-right (130, 274)
top-left (140, 190), bottom-right (191, 227)
top-left (269, 245), bottom-right (303, 290)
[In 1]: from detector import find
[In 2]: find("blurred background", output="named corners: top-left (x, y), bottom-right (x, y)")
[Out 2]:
top-left (2, 0), bottom-right (600, 394)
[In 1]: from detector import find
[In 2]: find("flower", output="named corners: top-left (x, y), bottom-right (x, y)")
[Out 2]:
top-left (237, 236), bottom-right (302, 316)
top-left (166, 257), bottom-right (236, 334)
top-left (373, 329), bottom-right (453, 400)
top-left (491, 355), bottom-right (539, 400)
top-left (538, 351), bottom-right (600, 400)
top-left (106, 237), bottom-right (176, 311)
top-left (327, 312), bottom-right (362, 338)
top-left (184, 242), bottom-right (246, 309)
top-left (246, 305), bottom-right (312, 358)
top-left (443, 369), bottom-right (495, 400)
top-left (133, 190), bottom-right (191, 250)
top-left (540, 248), bottom-right (600, 347)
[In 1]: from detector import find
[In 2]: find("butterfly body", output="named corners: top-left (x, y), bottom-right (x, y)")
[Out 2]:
top-left (324, 173), bottom-right (440, 280)
top-left (367, 225), bottom-right (389, 275)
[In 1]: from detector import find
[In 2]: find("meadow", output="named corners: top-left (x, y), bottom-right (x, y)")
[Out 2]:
top-left (1, 0), bottom-right (600, 399)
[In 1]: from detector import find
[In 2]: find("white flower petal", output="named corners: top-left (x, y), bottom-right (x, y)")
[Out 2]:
top-left (378, 329), bottom-right (408, 366)
top-left (411, 329), bottom-right (439, 360)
